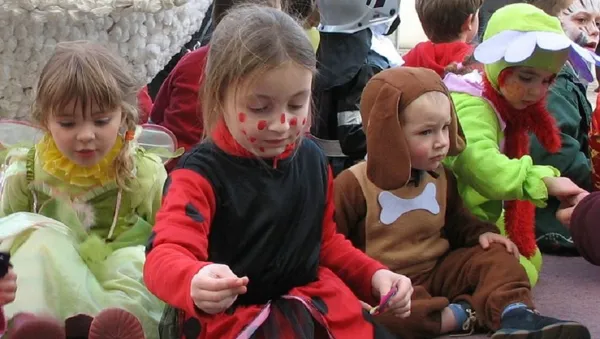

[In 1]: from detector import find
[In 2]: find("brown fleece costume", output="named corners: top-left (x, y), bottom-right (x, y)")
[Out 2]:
top-left (334, 67), bottom-right (534, 338)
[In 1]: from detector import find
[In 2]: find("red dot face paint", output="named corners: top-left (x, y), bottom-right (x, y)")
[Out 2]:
top-left (238, 112), bottom-right (247, 123)
top-left (259, 147), bottom-right (265, 153)
top-left (280, 114), bottom-right (286, 124)
top-left (249, 136), bottom-right (257, 143)
top-left (257, 120), bottom-right (267, 130)
top-left (241, 129), bottom-right (247, 135)
top-left (289, 117), bottom-right (298, 126)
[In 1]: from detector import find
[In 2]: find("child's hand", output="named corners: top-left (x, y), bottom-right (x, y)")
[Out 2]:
top-left (190, 264), bottom-right (249, 315)
top-left (556, 191), bottom-right (590, 226)
top-left (479, 232), bottom-right (519, 259)
top-left (370, 270), bottom-right (413, 318)
top-left (543, 177), bottom-right (586, 198)
top-left (359, 300), bottom-right (373, 311)
top-left (0, 269), bottom-right (17, 306)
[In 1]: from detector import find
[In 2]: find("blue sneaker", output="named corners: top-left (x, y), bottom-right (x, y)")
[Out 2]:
top-left (492, 308), bottom-right (590, 339)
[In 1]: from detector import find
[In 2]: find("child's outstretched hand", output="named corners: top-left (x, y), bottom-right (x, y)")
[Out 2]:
top-left (190, 264), bottom-right (249, 315)
top-left (543, 177), bottom-right (586, 198)
top-left (370, 270), bottom-right (413, 318)
top-left (479, 232), bottom-right (519, 259)
top-left (0, 268), bottom-right (17, 306)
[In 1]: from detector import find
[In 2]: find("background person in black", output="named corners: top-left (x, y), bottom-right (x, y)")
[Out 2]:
top-left (311, 0), bottom-right (401, 176)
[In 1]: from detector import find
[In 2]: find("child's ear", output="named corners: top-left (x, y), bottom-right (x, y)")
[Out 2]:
top-left (462, 14), bottom-right (475, 33)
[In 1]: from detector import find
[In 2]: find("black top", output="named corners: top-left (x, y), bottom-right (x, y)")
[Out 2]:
top-left (178, 139), bottom-right (329, 305)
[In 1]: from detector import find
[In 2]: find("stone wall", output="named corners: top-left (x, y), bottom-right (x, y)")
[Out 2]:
top-left (0, 0), bottom-right (211, 120)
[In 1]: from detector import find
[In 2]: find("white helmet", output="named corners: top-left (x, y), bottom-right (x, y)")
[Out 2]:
top-left (317, 0), bottom-right (400, 34)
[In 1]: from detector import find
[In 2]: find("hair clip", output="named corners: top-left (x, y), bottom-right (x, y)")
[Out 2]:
top-left (124, 130), bottom-right (135, 141)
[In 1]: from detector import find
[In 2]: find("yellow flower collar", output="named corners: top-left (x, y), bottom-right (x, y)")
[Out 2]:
top-left (37, 134), bottom-right (123, 187)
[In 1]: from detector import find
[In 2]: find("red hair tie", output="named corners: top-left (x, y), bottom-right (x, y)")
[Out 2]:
top-left (124, 130), bottom-right (135, 141)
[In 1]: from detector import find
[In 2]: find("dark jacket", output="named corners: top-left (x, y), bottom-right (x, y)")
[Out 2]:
top-left (312, 29), bottom-right (389, 176)
top-left (530, 64), bottom-right (593, 253)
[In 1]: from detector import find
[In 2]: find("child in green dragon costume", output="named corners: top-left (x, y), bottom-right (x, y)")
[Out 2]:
top-left (0, 41), bottom-right (169, 339)
top-left (443, 3), bottom-right (598, 286)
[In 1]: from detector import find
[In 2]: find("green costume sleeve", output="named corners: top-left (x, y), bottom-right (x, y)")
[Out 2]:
top-left (0, 159), bottom-right (32, 217)
top-left (530, 71), bottom-right (592, 191)
top-left (446, 92), bottom-right (559, 206)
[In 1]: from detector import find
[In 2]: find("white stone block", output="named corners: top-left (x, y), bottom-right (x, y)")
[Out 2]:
top-left (0, 0), bottom-right (211, 119)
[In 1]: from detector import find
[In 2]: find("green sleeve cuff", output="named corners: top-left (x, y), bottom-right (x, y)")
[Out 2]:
top-left (524, 165), bottom-right (559, 207)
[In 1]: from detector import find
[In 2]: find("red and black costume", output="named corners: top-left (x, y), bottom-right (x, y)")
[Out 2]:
top-left (144, 121), bottom-right (398, 339)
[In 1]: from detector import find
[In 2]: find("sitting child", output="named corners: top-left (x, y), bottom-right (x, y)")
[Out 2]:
top-left (144, 5), bottom-right (412, 338)
top-left (402, 0), bottom-right (482, 76)
top-left (0, 41), bottom-right (167, 338)
top-left (334, 66), bottom-right (591, 338)
top-left (442, 3), bottom-right (596, 285)
top-left (529, 0), bottom-right (597, 254)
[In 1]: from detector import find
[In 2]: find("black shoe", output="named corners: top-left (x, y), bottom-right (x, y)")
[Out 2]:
top-left (492, 308), bottom-right (590, 339)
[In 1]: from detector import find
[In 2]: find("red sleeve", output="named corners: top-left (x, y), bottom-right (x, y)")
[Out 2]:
top-left (319, 166), bottom-right (386, 304)
top-left (137, 86), bottom-right (153, 124)
top-left (150, 47), bottom-right (209, 155)
top-left (143, 169), bottom-right (216, 318)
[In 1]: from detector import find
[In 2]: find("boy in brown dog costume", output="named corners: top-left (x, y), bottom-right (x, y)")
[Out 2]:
top-left (334, 67), bottom-right (590, 338)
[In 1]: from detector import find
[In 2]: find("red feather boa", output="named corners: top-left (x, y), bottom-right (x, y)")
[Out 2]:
top-left (482, 75), bottom-right (561, 258)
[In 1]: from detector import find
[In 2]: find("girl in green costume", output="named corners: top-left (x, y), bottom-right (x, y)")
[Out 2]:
top-left (0, 41), bottom-right (169, 339)
top-left (442, 3), bottom-right (599, 286)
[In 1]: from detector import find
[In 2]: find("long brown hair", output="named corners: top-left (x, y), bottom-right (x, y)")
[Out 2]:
top-left (32, 40), bottom-right (140, 189)
top-left (202, 4), bottom-right (316, 137)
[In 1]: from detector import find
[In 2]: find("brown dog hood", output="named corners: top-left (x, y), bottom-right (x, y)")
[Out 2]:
top-left (361, 67), bottom-right (465, 190)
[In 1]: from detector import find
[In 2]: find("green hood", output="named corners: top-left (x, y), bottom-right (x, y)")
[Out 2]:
top-left (483, 3), bottom-right (569, 88)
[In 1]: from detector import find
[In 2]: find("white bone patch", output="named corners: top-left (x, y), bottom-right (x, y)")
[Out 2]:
top-left (378, 183), bottom-right (440, 225)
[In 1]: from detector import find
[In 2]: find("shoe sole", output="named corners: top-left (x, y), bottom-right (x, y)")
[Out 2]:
top-left (7, 313), bottom-right (65, 339)
top-left (65, 314), bottom-right (94, 338)
top-left (491, 322), bottom-right (591, 339)
top-left (88, 308), bottom-right (145, 339)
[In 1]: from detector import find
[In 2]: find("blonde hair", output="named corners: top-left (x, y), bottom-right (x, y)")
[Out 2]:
top-left (32, 41), bottom-right (140, 189)
top-left (202, 4), bottom-right (316, 137)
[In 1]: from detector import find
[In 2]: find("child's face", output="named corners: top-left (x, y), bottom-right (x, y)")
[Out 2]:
top-left (559, 0), bottom-right (600, 50)
top-left (498, 67), bottom-right (555, 110)
top-left (224, 62), bottom-right (312, 158)
top-left (402, 92), bottom-right (451, 172)
top-left (46, 100), bottom-right (122, 167)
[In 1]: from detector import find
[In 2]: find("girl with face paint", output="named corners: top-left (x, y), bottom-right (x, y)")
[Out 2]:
top-left (559, 0), bottom-right (600, 50)
top-left (144, 5), bottom-right (413, 339)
